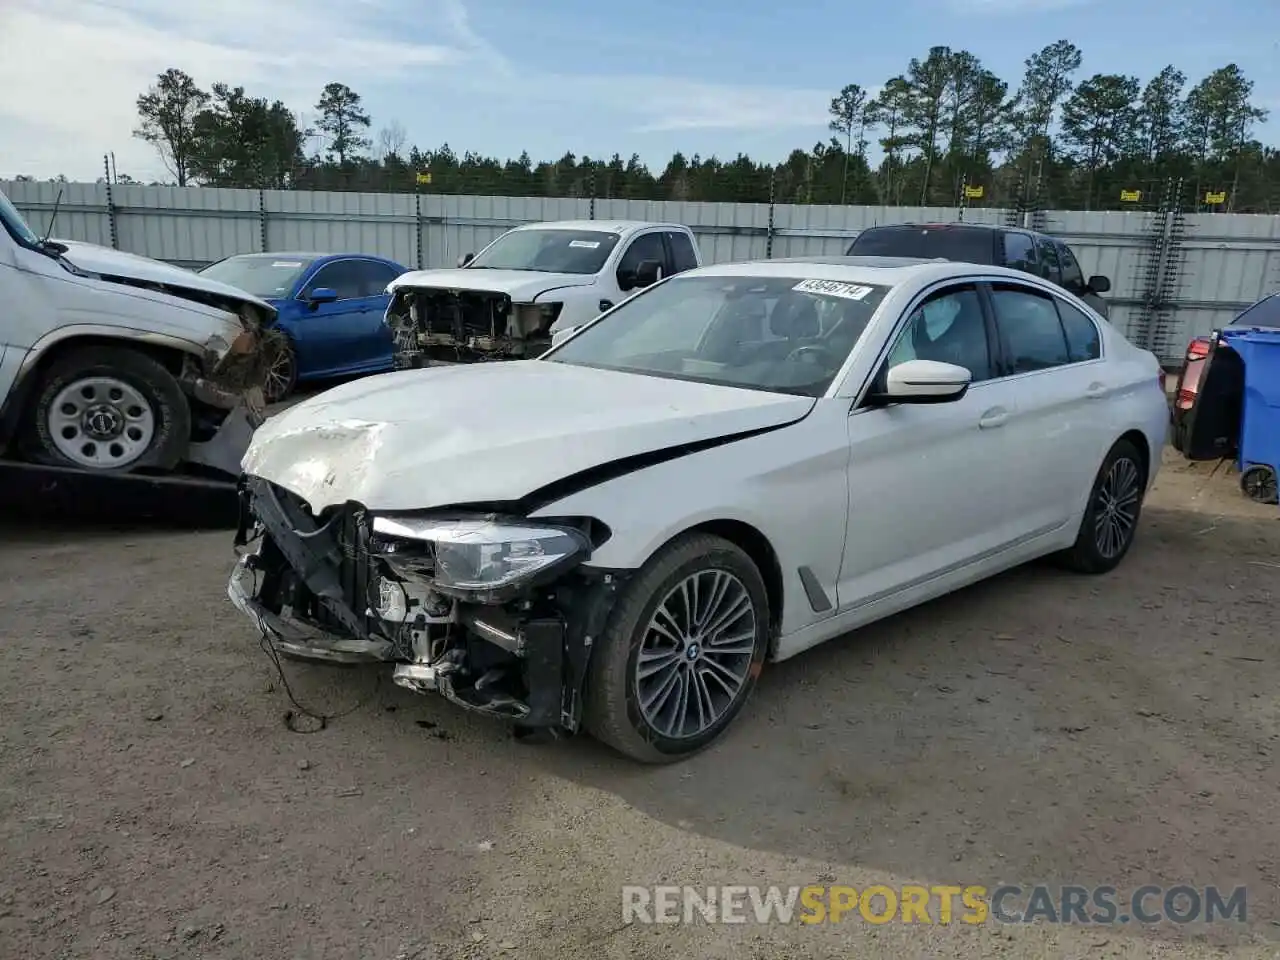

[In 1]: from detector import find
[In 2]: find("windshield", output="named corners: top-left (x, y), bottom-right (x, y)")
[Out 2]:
top-left (847, 225), bottom-right (996, 263)
top-left (1231, 293), bottom-right (1280, 329)
top-left (0, 190), bottom-right (40, 247)
top-left (545, 274), bottom-right (891, 397)
top-left (468, 228), bottom-right (620, 274)
top-left (198, 256), bottom-right (314, 299)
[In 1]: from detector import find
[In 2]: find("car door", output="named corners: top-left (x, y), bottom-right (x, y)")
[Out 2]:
top-left (984, 280), bottom-right (1107, 537)
top-left (349, 258), bottom-right (404, 370)
top-left (1033, 236), bottom-right (1062, 287)
top-left (291, 259), bottom-right (371, 376)
top-left (663, 231), bottom-right (699, 276)
top-left (1055, 240), bottom-right (1108, 317)
top-left (838, 281), bottom-right (1026, 609)
top-left (609, 231), bottom-right (670, 310)
top-left (1001, 230), bottom-right (1039, 278)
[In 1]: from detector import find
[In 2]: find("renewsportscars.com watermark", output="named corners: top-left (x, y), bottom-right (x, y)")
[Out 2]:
top-left (621, 884), bottom-right (1248, 926)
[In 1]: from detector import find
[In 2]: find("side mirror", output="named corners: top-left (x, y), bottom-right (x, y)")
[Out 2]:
top-left (1087, 275), bottom-right (1111, 294)
top-left (550, 326), bottom-right (580, 348)
top-left (867, 359), bottom-right (971, 405)
top-left (307, 286), bottom-right (338, 305)
top-left (458, 252), bottom-right (474, 267)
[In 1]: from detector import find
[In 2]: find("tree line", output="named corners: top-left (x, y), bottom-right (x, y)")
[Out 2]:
top-left (14, 41), bottom-right (1279, 213)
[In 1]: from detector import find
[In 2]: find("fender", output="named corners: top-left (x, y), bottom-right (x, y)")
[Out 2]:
top-left (17, 323), bottom-right (209, 380)
top-left (0, 326), bottom-right (210, 449)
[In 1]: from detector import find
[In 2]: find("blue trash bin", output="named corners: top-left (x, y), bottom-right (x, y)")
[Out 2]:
top-left (1221, 328), bottom-right (1280, 503)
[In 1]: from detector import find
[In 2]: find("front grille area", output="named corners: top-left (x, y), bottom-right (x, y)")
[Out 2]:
top-left (331, 505), bottom-right (374, 631)
top-left (257, 479), bottom-right (376, 638)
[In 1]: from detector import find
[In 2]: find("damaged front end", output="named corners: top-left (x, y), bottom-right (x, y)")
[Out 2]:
top-left (384, 287), bottom-right (561, 367)
top-left (179, 304), bottom-right (285, 477)
top-left (228, 475), bottom-right (623, 735)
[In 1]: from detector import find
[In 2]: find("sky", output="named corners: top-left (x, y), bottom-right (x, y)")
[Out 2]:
top-left (1, 0), bottom-right (1277, 183)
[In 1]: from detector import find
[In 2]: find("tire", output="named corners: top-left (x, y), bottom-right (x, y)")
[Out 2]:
top-left (262, 337), bottom-right (297, 404)
top-left (583, 533), bottom-right (770, 764)
top-left (1239, 465), bottom-right (1278, 504)
top-left (1057, 438), bottom-right (1147, 574)
top-left (27, 346), bottom-right (191, 473)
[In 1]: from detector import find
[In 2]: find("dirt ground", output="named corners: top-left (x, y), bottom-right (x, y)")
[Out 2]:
top-left (1, 446), bottom-right (1279, 960)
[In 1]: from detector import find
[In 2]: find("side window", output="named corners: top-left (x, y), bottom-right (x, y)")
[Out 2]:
top-left (305, 260), bottom-right (365, 300)
top-left (1036, 238), bottom-right (1062, 285)
top-left (886, 284), bottom-right (993, 383)
top-left (359, 260), bottom-right (403, 297)
top-left (665, 231), bottom-right (699, 273)
top-left (1003, 232), bottom-right (1037, 273)
top-left (1056, 242), bottom-right (1085, 292)
top-left (1056, 298), bottom-right (1101, 362)
top-left (990, 284), bottom-right (1071, 373)
top-left (616, 232), bottom-right (668, 284)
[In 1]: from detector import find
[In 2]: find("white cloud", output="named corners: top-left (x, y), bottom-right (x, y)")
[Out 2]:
top-left (0, 0), bottom-right (465, 180)
top-left (0, 0), bottom-right (840, 181)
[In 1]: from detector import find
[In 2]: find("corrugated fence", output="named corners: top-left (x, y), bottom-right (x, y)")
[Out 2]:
top-left (6, 180), bottom-right (1279, 364)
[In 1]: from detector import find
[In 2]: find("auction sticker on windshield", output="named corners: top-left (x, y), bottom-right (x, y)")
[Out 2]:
top-left (793, 279), bottom-right (874, 300)
top-left (569, 240), bottom-right (601, 249)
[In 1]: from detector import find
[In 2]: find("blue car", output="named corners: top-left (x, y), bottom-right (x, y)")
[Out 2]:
top-left (198, 251), bottom-right (410, 402)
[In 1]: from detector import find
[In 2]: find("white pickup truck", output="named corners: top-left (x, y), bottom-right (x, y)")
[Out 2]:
top-left (384, 219), bottom-right (704, 365)
top-left (0, 187), bottom-right (278, 478)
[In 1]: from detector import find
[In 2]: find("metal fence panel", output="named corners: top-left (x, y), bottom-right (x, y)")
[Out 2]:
top-left (5, 181), bottom-right (1278, 361)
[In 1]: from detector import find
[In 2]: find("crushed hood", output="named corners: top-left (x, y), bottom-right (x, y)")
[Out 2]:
top-left (243, 360), bottom-right (813, 513)
top-left (387, 267), bottom-right (595, 303)
top-left (57, 240), bottom-right (275, 313)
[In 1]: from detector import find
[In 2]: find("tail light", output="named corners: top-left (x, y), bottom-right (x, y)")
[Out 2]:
top-left (1186, 338), bottom-right (1210, 361)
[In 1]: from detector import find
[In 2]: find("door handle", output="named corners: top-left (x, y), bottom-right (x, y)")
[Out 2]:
top-left (1085, 382), bottom-right (1106, 399)
top-left (978, 407), bottom-right (1009, 429)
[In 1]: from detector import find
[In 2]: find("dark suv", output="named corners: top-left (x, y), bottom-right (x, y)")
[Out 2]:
top-left (845, 222), bottom-right (1112, 317)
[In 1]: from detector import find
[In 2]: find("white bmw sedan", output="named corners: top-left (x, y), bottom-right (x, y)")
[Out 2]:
top-left (228, 256), bottom-right (1169, 763)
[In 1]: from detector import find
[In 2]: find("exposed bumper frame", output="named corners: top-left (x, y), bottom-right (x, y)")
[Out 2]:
top-left (229, 476), bottom-right (624, 731)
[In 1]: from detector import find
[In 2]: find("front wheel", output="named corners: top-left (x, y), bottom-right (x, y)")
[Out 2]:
top-left (27, 346), bottom-right (191, 472)
top-left (1057, 438), bottom-right (1146, 574)
top-left (262, 338), bottom-right (297, 404)
top-left (583, 533), bottom-right (770, 763)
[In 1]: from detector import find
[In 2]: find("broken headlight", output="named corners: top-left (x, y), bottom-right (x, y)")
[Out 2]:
top-left (370, 515), bottom-right (590, 602)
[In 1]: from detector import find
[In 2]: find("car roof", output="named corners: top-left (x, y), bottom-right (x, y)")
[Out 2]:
top-left (509, 220), bottom-right (686, 235)
top-left (858, 221), bottom-right (1062, 240)
top-left (681, 256), bottom-right (1037, 287)
top-left (223, 251), bottom-right (399, 263)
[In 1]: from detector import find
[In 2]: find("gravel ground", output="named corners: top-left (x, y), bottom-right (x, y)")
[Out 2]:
top-left (2, 446), bottom-right (1279, 960)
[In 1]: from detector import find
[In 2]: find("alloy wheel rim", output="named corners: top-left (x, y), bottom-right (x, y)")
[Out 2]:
top-left (635, 568), bottom-right (758, 740)
top-left (1093, 456), bottom-right (1140, 559)
top-left (263, 348), bottom-right (294, 402)
top-left (47, 376), bottom-right (156, 469)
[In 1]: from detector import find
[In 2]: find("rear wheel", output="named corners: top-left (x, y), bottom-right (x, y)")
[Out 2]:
top-left (1058, 438), bottom-right (1146, 574)
top-left (1240, 465), bottom-right (1278, 504)
top-left (583, 533), bottom-right (770, 763)
top-left (27, 346), bottom-right (190, 472)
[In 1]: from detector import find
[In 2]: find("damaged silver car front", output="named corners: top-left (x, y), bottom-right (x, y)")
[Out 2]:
top-left (228, 475), bottom-right (623, 737)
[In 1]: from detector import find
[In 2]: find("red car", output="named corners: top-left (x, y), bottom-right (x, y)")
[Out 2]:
top-left (1172, 292), bottom-right (1280, 429)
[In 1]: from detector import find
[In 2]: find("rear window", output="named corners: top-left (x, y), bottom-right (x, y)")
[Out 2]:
top-left (846, 226), bottom-right (996, 264)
